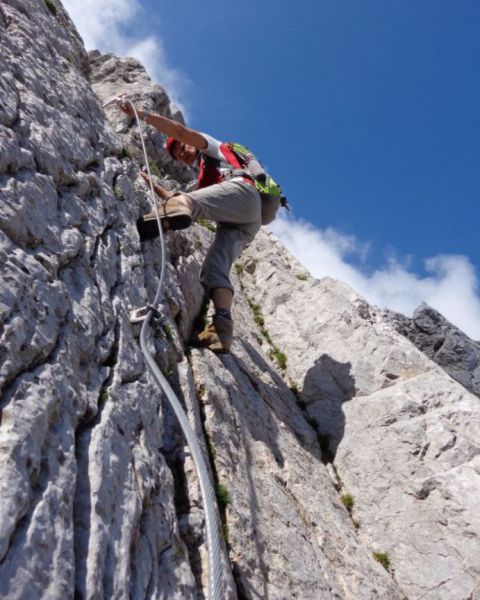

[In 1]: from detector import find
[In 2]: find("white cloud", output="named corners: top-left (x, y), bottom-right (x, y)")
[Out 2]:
top-left (271, 214), bottom-right (480, 339)
top-left (62, 0), bottom-right (189, 114)
top-left (126, 37), bottom-right (187, 112)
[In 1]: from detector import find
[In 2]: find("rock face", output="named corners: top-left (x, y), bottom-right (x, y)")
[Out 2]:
top-left (1, 1), bottom-right (479, 599)
top-left (239, 235), bottom-right (480, 599)
top-left (384, 302), bottom-right (480, 399)
top-left (0, 2), bottom-right (200, 598)
top-left (88, 49), bottom-right (194, 188)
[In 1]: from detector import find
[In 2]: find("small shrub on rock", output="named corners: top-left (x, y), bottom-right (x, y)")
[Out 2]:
top-left (216, 483), bottom-right (231, 512)
top-left (373, 551), bottom-right (391, 571)
top-left (341, 493), bottom-right (354, 514)
top-left (45, 0), bottom-right (57, 15)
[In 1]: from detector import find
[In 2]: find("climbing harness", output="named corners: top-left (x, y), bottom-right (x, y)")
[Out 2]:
top-left (103, 94), bottom-right (224, 600)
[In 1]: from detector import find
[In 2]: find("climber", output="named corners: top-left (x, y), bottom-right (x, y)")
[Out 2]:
top-left (119, 102), bottom-right (262, 354)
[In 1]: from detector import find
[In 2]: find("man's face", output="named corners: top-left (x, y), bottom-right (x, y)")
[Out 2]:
top-left (173, 142), bottom-right (198, 166)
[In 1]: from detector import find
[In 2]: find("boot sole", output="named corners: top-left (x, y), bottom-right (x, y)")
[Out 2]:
top-left (137, 212), bottom-right (192, 240)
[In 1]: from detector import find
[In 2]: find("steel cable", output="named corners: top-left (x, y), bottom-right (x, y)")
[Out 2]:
top-left (125, 100), bottom-right (224, 600)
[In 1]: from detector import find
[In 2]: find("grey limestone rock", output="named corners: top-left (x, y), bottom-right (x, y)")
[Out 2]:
top-left (88, 50), bottom-right (194, 186)
top-left (1, 0), bottom-right (479, 598)
top-left (239, 230), bottom-right (480, 599)
top-left (188, 344), bottom-right (404, 599)
top-left (384, 302), bottom-right (480, 399)
top-left (0, 1), bottom-right (199, 597)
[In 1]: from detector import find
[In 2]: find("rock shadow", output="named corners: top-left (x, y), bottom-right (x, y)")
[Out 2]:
top-left (213, 341), bottom-right (356, 598)
top-left (301, 354), bottom-right (356, 461)
top-left (231, 341), bottom-right (355, 464)
top-left (183, 341), bottom-right (356, 598)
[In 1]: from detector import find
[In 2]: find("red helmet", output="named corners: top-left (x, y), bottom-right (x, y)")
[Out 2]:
top-left (165, 136), bottom-right (178, 158)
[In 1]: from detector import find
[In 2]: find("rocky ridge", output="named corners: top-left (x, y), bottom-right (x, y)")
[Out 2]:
top-left (384, 302), bottom-right (480, 399)
top-left (1, 1), bottom-right (479, 599)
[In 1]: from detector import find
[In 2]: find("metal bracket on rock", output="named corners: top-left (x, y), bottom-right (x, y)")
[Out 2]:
top-left (102, 92), bottom-right (129, 109)
top-left (129, 304), bottom-right (163, 324)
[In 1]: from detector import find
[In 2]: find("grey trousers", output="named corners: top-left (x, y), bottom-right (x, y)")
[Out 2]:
top-left (187, 180), bottom-right (262, 293)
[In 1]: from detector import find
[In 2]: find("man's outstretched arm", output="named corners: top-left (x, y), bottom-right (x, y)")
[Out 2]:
top-left (120, 102), bottom-right (207, 150)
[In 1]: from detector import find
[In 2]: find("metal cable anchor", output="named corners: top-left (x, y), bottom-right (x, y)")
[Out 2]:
top-left (129, 304), bottom-right (162, 324)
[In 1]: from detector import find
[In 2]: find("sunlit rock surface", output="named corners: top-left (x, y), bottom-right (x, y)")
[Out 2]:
top-left (239, 233), bottom-right (480, 599)
top-left (1, 1), bottom-right (479, 599)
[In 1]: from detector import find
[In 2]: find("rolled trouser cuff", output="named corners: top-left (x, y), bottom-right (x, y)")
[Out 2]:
top-left (201, 275), bottom-right (235, 295)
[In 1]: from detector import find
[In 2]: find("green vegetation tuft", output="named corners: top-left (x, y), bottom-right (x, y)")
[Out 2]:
top-left (260, 328), bottom-right (272, 344)
top-left (114, 184), bottom-right (124, 200)
top-left (245, 293), bottom-right (288, 369)
top-left (254, 313), bottom-right (265, 327)
top-left (121, 146), bottom-right (132, 160)
top-left (276, 349), bottom-right (287, 370)
top-left (175, 544), bottom-right (187, 561)
top-left (149, 162), bottom-right (161, 177)
top-left (165, 360), bottom-right (175, 378)
top-left (269, 347), bottom-right (287, 370)
top-left (197, 219), bottom-right (216, 233)
top-left (164, 323), bottom-right (173, 342)
top-left (341, 493), bottom-right (354, 514)
top-left (295, 273), bottom-right (308, 281)
top-left (234, 263), bottom-right (244, 275)
top-left (373, 551), bottom-right (391, 571)
top-left (248, 299), bottom-right (266, 328)
top-left (45, 0), bottom-right (57, 15)
top-left (216, 483), bottom-right (231, 512)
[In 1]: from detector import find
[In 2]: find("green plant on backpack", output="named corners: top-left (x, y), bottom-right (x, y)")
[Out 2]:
top-left (228, 142), bottom-right (289, 225)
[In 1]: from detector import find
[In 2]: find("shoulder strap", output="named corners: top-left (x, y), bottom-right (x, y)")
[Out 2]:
top-left (227, 142), bottom-right (268, 182)
top-left (219, 143), bottom-right (243, 169)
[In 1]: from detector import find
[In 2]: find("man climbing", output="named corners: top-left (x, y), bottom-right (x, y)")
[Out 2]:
top-left (120, 103), bottom-right (262, 354)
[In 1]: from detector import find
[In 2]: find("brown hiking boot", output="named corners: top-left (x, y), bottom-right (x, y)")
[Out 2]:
top-left (196, 314), bottom-right (233, 353)
top-left (137, 195), bottom-right (192, 240)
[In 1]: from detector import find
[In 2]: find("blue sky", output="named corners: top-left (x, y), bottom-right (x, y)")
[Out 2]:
top-left (63, 0), bottom-right (480, 337)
